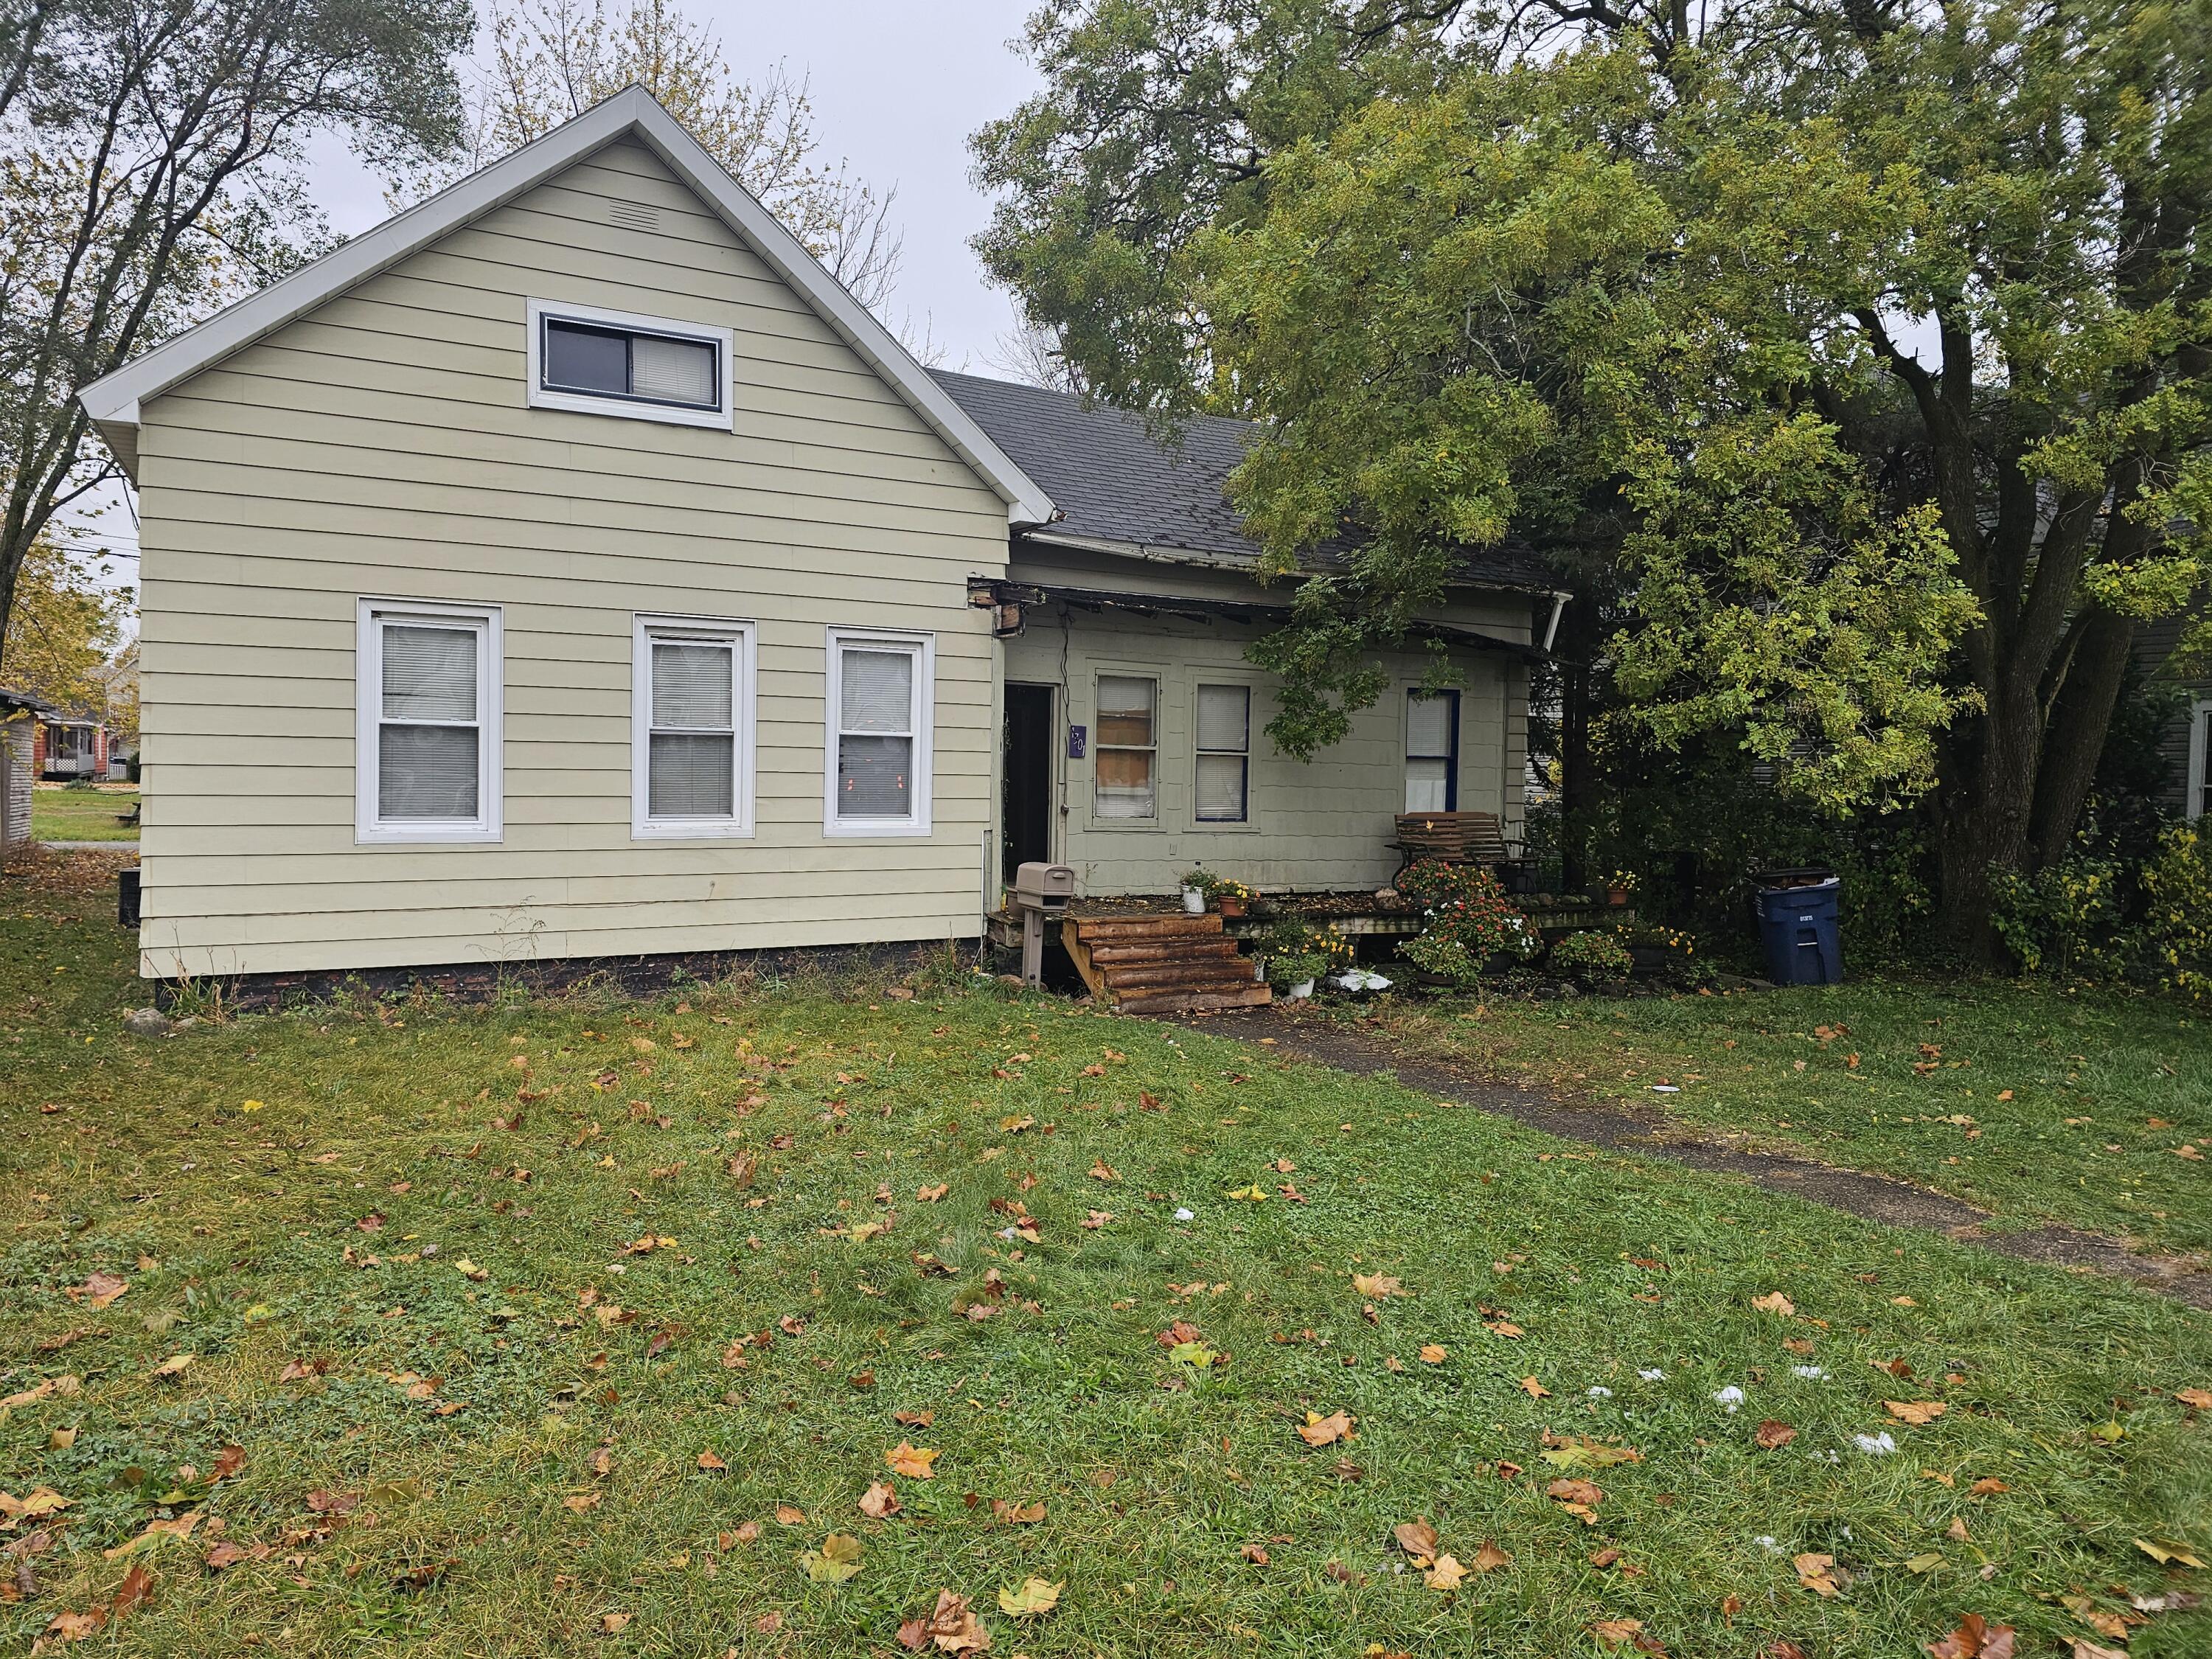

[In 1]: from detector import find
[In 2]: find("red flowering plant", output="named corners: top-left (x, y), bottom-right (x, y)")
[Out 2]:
top-left (1398, 863), bottom-right (1542, 986)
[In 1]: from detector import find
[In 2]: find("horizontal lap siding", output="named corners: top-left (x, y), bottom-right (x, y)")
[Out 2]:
top-left (1001, 602), bottom-right (1527, 897)
top-left (133, 137), bottom-right (1008, 978)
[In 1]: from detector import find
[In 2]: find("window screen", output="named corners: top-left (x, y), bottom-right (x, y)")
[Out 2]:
top-left (1095, 675), bottom-right (1157, 820)
top-left (542, 317), bottom-right (720, 411)
top-left (1195, 684), bottom-right (1250, 823)
top-left (365, 611), bottom-right (493, 833)
top-left (647, 639), bottom-right (736, 820)
top-left (1405, 690), bottom-right (1458, 813)
top-left (835, 645), bottom-right (918, 821)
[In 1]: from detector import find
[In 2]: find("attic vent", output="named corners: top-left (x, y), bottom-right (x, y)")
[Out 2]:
top-left (608, 201), bottom-right (660, 232)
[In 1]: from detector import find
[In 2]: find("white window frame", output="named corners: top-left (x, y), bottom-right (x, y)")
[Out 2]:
top-left (823, 627), bottom-right (934, 838)
top-left (2189, 698), bottom-right (2211, 821)
top-left (355, 599), bottom-right (503, 845)
top-left (632, 614), bottom-right (757, 841)
top-left (525, 298), bottom-right (735, 431)
top-left (1192, 680), bottom-right (1256, 828)
top-left (1092, 671), bottom-right (1161, 826)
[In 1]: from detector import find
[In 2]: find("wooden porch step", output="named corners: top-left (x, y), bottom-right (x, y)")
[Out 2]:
top-left (1098, 960), bottom-right (1262, 993)
top-left (1069, 914), bottom-right (1224, 942)
top-left (1060, 914), bottom-right (1270, 1015)
top-left (1115, 984), bottom-right (1275, 1015)
top-left (1086, 938), bottom-right (1245, 966)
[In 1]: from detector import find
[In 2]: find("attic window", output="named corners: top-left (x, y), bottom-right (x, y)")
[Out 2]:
top-left (526, 299), bottom-right (733, 430)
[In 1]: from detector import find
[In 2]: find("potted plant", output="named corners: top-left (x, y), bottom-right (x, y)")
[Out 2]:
top-left (1180, 868), bottom-right (1219, 915)
top-left (1265, 947), bottom-right (1327, 999)
top-left (1213, 879), bottom-right (1255, 919)
top-left (1549, 928), bottom-right (1635, 987)
top-left (1396, 865), bottom-right (1543, 990)
top-left (1605, 870), bottom-right (1637, 907)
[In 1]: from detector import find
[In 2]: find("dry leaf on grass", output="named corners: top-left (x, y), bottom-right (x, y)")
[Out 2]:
top-left (1424, 1554), bottom-right (1467, 1590)
top-left (1926, 1613), bottom-right (2016, 1658)
top-left (1392, 1520), bottom-right (1440, 1559)
top-left (1755, 1420), bottom-right (1799, 1450)
top-left (1794, 1553), bottom-right (1847, 1597)
top-left (1419, 1344), bottom-right (1448, 1365)
top-left (1520, 1376), bottom-right (1551, 1399)
top-left (859, 1482), bottom-right (900, 1519)
top-left (1351, 1273), bottom-right (1402, 1298)
top-left (998, 1576), bottom-right (1062, 1617)
top-left (797, 1532), bottom-right (863, 1584)
top-left (1297, 1410), bottom-right (1354, 1447)
top-left (1751, 1291), bottom-right (1795, 1315)
top-left (1885, 1399), bottom-right (1947, 1425)
top-left (897, 1588), bottom-right (992, 1652)
top-left (886, 1441), bottom-right (940, 1478)
top-left (1471, 1540), bottom-right (1512, 1573)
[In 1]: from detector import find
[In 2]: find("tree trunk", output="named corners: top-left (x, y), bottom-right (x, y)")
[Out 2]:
top-left (2029, 608), bottom-right (2138, 868)
top-left (1933, 670), bottom-right (2043, 964)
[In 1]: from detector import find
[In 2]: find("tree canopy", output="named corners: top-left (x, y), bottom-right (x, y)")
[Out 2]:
top-left (975, 0), bottom-right (2212, 950)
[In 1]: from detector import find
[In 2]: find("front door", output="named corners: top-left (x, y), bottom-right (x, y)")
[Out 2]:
top-left (1002, 683), bottom-right (1055, 883)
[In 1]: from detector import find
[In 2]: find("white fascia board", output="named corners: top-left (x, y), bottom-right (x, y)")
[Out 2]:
top-left (77, 87), bottom-right (1057, 528)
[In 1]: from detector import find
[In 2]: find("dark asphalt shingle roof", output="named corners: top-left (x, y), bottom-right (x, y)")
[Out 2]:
top-left (930, 369), bottom-right (1558, 592)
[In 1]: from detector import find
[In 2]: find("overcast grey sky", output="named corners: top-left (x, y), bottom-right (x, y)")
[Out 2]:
top-left (312, 0), bottom-right (1045, 366)
top-left (70, 1), bottom-right (1046, 597)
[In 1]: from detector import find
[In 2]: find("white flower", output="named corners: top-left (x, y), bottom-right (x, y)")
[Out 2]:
top-left (1714, 1385), bottom-right (1746, 1412)
top-left (1173, 1207), bottom-right (1195, 1222)
top-left (1852, 1431), bottom-right (1898, 1456)
top-left (1638, 1368), bottom-right (1667, 1382)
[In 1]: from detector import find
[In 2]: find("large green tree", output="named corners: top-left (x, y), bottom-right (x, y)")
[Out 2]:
top-left (975, 0), bottom-right (2212, 955)
top-left (0, 0), bottom-right (474, 675)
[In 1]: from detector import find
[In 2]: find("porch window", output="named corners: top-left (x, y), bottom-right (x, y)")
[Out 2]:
top-left (356, 600), bottom-right (501, 843)
top-left (1405, 689), bottom-right (1458, 813)
top-left (826, 629), bottom-right (933, 835)
top-left (633, 616), bottom-right (754, 838)
top-left (1194, 684), bottom-right (1250, 823)
top-left (1094, 675), bottom-right (1157, 820)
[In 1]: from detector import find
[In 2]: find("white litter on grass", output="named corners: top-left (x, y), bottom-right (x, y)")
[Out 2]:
top-left (1587, 1386), bottom-right (1613, 1398)
top-left (1173, 1207), bottom-right (1196, 1222)
top-left (1853, 1432), bottom-right (1898, 1456)
top-left (1650, 1085), bottom-right (1680, 1093)
top-left (1755, 1535), bottom-right (1784, 1554)
top-left (1638, 1368), bottom-right (1667, 1382)
top-left (1714, 1385), bottom-right (1746, 1412)
top-left (1792, 1365), bottom-right (1829, 1380)
top-left (1333, 968), bottom-right (1393, 992)
top-left (1809, 1449), bottom-right (1840, 1464)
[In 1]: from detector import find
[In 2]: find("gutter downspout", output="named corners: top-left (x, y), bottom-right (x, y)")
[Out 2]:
top-left (1541, 591), bottom-right (1569, 653)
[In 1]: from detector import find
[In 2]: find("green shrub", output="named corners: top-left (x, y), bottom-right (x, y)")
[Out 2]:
top-left (2140, 824), bottom-right (2212, 1007)
top-left (1399, 866), bottom-right (1541, 984)
top-left (1550, 929), bottom-right (1634, 984)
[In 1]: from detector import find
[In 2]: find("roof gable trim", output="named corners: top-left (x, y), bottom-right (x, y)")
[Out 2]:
top-left (78, 87), bottom-right (1054, 526)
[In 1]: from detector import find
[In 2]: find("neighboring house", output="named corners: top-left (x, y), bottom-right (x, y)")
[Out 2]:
top-left (0, 688), bottom-right (45, 852)
top-left (2138, 606), bottom-right (2210, 821)
top-left (35, 714), bottom-right (108, 781)
top-left (79, 87), bottom-right (1554, 983)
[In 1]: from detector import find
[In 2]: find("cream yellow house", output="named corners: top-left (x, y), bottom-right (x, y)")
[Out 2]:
top-left (80, 89), bottom-right (1558, 983)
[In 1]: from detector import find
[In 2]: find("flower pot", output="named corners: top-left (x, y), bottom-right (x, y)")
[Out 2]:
top-left (1180, 886), bottom-right (1206, 915)
top-left (1285, 978), bottom-right (1315, 1000)
top-left (1217, 896), bottom-right (1248, 919)
top-left (1607, 887), bottom-right (1629, 906)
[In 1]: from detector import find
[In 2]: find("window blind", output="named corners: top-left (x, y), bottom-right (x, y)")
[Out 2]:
top-left (836, 645), bottom-right (917, 819)
top-left (1094, 675), bottom-right (1156, 819)
top-left (378, 622), bottom-right (481, 821)
top-left (1406, 692), bottom-right (1453, 759)
top-left (382, 625), bottom-right (476, 723)
top-left (647, 639), bottom-right (736, 820)
top-left (633, 334), bottom-right (716, 406)
top-left (1195, 684), bottom-right (1248, 754)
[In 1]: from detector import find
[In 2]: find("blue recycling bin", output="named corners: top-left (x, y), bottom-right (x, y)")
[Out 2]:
top-left (1752, 869), bottom-right (1843, 985)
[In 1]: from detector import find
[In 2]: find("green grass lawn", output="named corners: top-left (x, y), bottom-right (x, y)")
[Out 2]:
top-left (4, 860), bottom-right (2210, 1658)
top-left (28, 785), bottom-right (139, 843)
top-left (1342, 979), bottom-right (2212, 1258)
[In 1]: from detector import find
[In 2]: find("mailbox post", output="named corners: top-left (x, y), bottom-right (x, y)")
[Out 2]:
top-left (1011, 861), bottom-right (1076, 987)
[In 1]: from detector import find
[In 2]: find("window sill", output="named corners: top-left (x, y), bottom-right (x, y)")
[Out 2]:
top-left (824, 819), bottom-right (933, 839)
top-left (357, 824), bottom-right (502, 846)
top-left (633, 821), bottom-right (754, 841)
top-left (526, 384), bottom-right (733, 430)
